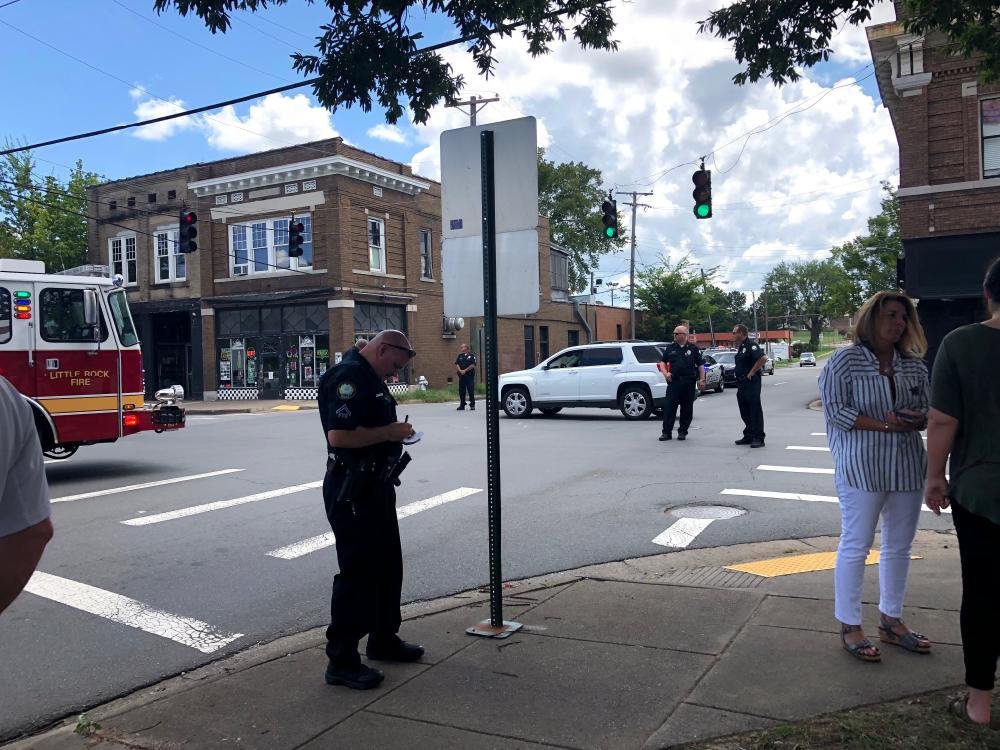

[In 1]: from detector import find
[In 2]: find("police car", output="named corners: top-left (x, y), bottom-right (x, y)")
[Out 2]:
top-left (498, 341), bottom-right (668, 420)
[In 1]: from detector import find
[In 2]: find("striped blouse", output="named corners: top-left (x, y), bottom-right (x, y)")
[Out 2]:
top-left (818, 344), bottom-right (928, 491)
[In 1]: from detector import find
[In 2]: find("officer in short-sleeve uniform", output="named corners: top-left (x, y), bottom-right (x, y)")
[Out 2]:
top-left (659, 327), bottom-right (704, 441)
top-left (455, 344), bottom-right (477, 410)
top-left (733, 327), bottom-right (768, 447)
top-left (318, 344), bottom-right (416, 689)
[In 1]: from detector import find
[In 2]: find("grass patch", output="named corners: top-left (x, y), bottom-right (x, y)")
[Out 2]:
top-left (683, 687), bottom-right (1000, 749)
top-left (395, 384), bottom-right (486, 404)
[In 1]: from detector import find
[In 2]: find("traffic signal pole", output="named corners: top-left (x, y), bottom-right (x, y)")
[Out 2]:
top-left (616, 191), bottom-right (653, 339)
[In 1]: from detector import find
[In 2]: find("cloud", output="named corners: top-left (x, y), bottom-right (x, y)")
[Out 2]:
top-left (200, 93), bottom-right (338, 153)
top-left (129, 87), bottom-right (195, 141)
top-left (366, 124), bottom-right (408, 144)
top-left (405, 1), bottom-right (899, 294)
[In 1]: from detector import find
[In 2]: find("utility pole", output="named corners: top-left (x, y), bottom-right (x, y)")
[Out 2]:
top-left (607, 281), bottom-right (619, 307)
top-left (751, 290), bottom-right (759, 337)
top-left (763, 288), bottom-right (769, 356)
top-left (448, 94), bottom-right (500, 126)
top-left (699, 268), bottom-right (716, 347)
top-left (616, 190), bottom-right (653, 339)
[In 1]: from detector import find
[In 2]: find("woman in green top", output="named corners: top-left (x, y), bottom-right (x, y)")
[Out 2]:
top-left (925, 254), bottom-right (1000, 728)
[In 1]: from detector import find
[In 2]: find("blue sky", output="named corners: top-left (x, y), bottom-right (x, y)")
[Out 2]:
top-left (1, 0), bottom-right (900, 296)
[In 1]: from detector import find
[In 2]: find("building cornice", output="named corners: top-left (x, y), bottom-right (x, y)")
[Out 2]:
top-left (188, 155), bottom-right (431, 197)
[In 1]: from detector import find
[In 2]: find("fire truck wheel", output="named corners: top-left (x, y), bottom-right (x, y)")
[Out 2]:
top-left (43, 445), bottom-right (79, 460)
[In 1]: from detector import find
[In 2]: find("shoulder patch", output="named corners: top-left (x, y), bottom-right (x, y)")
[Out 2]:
top-left (337, 381), bottom-right (357, 400)
top-left (336, 404), bottom-right (351, 419)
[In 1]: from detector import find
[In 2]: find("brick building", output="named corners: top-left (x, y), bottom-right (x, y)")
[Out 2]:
top-left (868, 3), bottom-right (1000, 362)
top-left (86, 138), bottom-right (613, 399)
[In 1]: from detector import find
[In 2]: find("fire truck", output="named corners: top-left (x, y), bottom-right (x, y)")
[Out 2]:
top-left (0, 259), bottom-right (185, 459)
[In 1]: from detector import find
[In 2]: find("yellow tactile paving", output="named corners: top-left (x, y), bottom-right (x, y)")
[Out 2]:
top-left (272, 405), bottom-right (301, 411)
top-left (726, 550), bottom-right (881, 578)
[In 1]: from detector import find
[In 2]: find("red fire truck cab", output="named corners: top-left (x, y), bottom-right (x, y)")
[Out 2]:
top-left (0, 259), bottom-right (185, 459)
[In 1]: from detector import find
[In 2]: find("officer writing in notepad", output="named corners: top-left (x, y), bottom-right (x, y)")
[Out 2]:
top-left (318, 330), bottom-right (422, 690)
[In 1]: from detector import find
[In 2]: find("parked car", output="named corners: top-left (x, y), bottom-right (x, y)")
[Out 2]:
top-left (799, 351), bottom-right (817, 367)
top-left (708, 351), bottom-right (738, 386)
top-left (764, 357), bottom-right (775, 375)
top-left (498, 341), bottom-right (668, 420)
top-left (699, 355), bottom-right (726, 392)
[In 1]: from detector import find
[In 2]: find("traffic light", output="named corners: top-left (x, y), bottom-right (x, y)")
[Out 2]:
top-left (178, 210), bottom-right (198, 253)
top-left (601, 198), bottom-right (618, 239)
top-left (287, 218), bottom-right (305, 258)
top-left (692, 169), bottom-right (712, 219)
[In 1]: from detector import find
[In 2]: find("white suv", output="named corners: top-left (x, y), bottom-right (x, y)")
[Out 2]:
top-left (499, 341), bottom-right (668, 420)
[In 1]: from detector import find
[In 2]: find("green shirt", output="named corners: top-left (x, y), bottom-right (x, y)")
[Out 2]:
top-left (930, 323), bottom-right (1000, 524)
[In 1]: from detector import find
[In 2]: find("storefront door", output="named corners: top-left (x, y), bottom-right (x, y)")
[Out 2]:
top-left (260, 343), bottom-right (281, 399)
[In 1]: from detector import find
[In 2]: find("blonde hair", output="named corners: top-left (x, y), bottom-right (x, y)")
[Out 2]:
top-left (853, 291), bottom-right (927, 358)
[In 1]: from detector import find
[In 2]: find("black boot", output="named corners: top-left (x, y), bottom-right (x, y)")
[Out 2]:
top-left (325, 661), bottom-right (384, 690)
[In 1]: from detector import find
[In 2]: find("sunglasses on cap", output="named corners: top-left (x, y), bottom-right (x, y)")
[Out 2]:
top-left (385, 342), bottom-right (417, 359)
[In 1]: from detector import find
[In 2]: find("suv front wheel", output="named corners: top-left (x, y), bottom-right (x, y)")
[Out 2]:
top-left (619, 385), bottom-right (653, 420)
top-left (502, 386), bottom-right (533, 418)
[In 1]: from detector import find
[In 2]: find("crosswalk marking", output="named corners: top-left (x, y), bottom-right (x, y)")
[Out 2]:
top-left (786, 446), bottom-right (830, 452)
top-left (53, 469), bottom-right (244, 504)
top-left (652, 517), bottom-right (715, 548)
top-left (266, 487), bottom-right (483, 560)
top-left (720, 488), bottom-right (951, 514)
top-left (121, 481), bottom-right (322, 526)
top-left (810, 432), bottom-right (826, 436)
top-left (23, 572), bottom-right (243, 653)
top-left (757, 464), bottom-right (835, 475)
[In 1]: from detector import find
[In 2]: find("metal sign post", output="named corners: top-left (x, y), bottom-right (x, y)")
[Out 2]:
top-left (466, 130), bottom-right (521, 639)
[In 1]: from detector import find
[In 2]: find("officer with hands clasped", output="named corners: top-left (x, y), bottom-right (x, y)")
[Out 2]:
top-left (658, 325), bottom-right (705, 441)
top-left (732, 324), bottom-right (767, 448)
top-left (318, 330), bottom-right (423, 690)
top-left (455, 342), bottom-right (477, 410)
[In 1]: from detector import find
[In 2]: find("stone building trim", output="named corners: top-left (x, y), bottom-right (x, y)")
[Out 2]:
top-left (209, 191), bottom-right (326, 222)
top-left (189, 154), bottom-right (431, 197)
top-left (898, 178), bottom-right (1000, 197)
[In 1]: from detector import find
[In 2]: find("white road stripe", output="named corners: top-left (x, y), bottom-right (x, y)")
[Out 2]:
top-left (811, 432), bottom-right (827, 436)
top-left (786, 446), bottom-right (830, 452)
top-left (53, 469), bottom-right (244, 504)
top-left (121, 481), bottom-right (322, 526)
top-left (652, 517), bottom-right (715, 548)
top-left (267, 487), bottom-right (483, 560)
top-left (720, 488), bottom-right (951, 514)
top-left (22, 572), bottom-right (243, 653)
top-left (757, 465), bottom-right (835, 475)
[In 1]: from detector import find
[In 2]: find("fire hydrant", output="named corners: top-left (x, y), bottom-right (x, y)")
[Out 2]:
top-left (417, 375), bottom-right (428, 391)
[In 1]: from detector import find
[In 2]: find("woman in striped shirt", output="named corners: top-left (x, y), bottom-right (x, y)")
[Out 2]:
top-left (819, 291), bottom-right (930, 663)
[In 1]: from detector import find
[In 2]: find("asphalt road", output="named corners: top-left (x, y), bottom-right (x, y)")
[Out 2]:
top-left (0, 361), bottom-right (953, 740)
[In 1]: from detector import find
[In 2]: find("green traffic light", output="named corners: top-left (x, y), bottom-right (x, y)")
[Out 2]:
top-left (605, 226), bottom-right (616, 238)
top-left (695, 203), bottom-right (711, 218)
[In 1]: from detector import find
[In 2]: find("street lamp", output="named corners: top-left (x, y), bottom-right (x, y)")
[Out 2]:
top-left (607, 281), bottom-right (620, 307)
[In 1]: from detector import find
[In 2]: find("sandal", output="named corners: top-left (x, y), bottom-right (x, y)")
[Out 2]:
top-left (878, 615), bottom-right (931, 653)
top-left (949, 693), bottom-right (995, 728)
top-left (841, 624), bottom-right (881, 663)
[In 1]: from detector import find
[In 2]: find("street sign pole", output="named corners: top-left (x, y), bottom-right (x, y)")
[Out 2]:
top-left (466, 130), bottom-right (521, 639)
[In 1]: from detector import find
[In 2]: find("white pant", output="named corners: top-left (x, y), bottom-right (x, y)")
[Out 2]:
top-left (834, 475), bottom-right (923, 625)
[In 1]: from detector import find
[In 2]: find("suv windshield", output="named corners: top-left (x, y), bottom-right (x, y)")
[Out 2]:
top-left (108, 290), bottom-right (139, 347)
top-left (713, 352), bottom-right (735, 365)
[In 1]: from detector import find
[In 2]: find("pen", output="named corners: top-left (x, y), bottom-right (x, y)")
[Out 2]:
top-left (404, 414), bottom-right (409, 424)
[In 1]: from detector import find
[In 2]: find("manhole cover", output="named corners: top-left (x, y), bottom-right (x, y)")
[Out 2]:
top-left (668, 504), bottom-right (746, 520)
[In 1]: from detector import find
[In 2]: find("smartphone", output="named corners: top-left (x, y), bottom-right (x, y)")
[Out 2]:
top-left (893, 409), bottom-right (923, 424)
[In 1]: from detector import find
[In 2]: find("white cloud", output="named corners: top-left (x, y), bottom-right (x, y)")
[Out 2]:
top-left (201, 93), bottom-right (338, 153)
top-left (404, 0), bottom-right (899, 293)
top-left (129, 87), bottom-right (194, 141)
top-left (366, 124), bottom-right (408, 144)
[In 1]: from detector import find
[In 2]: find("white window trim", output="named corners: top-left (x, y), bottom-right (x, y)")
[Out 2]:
top-left (153, 226), bottom-right (187, 284)
top-left (227, 214), bottom-right (313, 278)
top-left (419, 228), bottom-right (434, 280)
top-left (368, 217), bottom-right (386, 273)
top-left (108, 233), bottom-right (138, 287)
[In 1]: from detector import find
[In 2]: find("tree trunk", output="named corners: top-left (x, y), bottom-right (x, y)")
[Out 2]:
top-left (808, 316), bottom-right (824, 350)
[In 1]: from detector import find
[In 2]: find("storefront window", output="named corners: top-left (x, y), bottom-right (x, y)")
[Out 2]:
top-left (219, 338), bottom-right (249, 388)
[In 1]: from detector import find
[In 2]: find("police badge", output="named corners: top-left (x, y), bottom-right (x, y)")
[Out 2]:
top-left (337, 381), bottom-right (357, 399)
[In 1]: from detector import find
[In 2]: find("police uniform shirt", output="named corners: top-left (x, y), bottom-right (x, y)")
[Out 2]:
top-left (318, 348), bottom-right (400, 460)
top-left (735, 340), bottom-right (765, 379)
top-left (660, 342), bottom-right (703, 380)
top-left (455, 351), bottom-right (476, 375)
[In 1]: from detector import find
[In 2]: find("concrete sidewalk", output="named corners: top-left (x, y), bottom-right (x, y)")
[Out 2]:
top-left (180, 399), bottom-right (318, 415)
top-left (6, 531), bottom-right (965, 749)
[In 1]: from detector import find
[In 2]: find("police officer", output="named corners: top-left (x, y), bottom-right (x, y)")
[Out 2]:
top-left (455, 343), bottom-right (477, 410)
top-left (732, 324), bottom-right (768, 448)
top-left (318, 330), bottom-right (422, 690)
top-left (658, 325), bottom-right (705, 441)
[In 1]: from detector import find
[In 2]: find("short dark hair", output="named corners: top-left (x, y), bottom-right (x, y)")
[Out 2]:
top-left (733, 324), bottom-right (749, 336)
top-left (984, 255), bottom-right (1000, 312)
